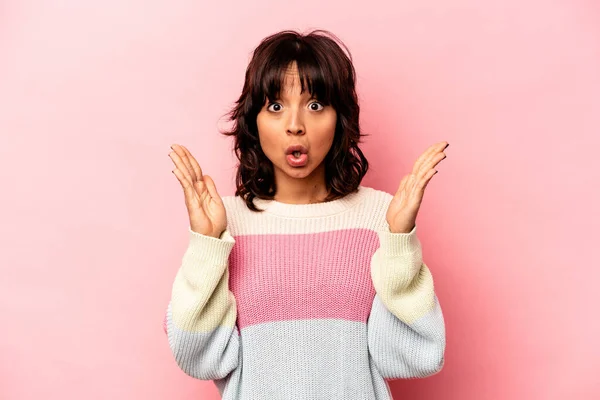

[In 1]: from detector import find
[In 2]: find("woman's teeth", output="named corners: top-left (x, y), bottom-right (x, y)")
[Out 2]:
top-left (293, 151), bottom-right (301, 157)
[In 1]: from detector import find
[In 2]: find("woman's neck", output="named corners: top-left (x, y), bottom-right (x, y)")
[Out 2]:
top-left (273, 187), bottom-right (330, 205)
top-left (272, 177), bottom-right (330, 205)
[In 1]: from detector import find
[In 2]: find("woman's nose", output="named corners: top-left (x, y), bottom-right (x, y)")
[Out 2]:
top-left (286, 111), bottom-right (305, 135)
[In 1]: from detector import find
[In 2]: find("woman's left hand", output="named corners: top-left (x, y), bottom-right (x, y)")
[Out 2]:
top-left (386, 141), bottom-right (449, 233)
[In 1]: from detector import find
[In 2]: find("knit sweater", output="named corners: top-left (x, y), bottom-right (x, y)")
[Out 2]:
top-left (163, 185), bottom-right (446, 399)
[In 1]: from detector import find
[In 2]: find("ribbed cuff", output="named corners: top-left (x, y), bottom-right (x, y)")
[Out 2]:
top-left (377, 224), bottom-right (420, 257)
top-left (184, 226), bottom-right (236, 265)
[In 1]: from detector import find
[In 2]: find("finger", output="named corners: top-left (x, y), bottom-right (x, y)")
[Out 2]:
top-left (414, 141), bottom-right (446, 176)
top-left (415, 145), bottom-right (448, 180)
top-left (170, 145), bottom-right (211, 204)
top-left (169, 149), bottom-right (195, 184)
top-left (203, 175), bottom-right (223, 204)
top-left (175, 145), bottom-right (206, 200)
top-left (179, 144), bottom-right (203, 181)
top-left (417, 169), bottom-right (438, 194)
top-left (171, 144), bottom-right (197, 182)
top-left (412, 141), bottom-right (448, 177)
top-left (420, 152), bottom-right (447, 177)
top-left (172, 168), bottom-right (198, 206)
top-left (411, 142), bottom-right (440, 175)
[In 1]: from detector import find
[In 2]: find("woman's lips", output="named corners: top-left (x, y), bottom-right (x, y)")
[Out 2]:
top-left (286, 152), bottom-right (308, 167)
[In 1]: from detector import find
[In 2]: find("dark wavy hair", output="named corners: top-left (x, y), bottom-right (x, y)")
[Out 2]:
top-left (219, 29), bottom-right (370, 212)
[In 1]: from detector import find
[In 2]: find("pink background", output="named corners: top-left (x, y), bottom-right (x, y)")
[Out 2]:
top-left (1, 0), bottom-right (599, 399)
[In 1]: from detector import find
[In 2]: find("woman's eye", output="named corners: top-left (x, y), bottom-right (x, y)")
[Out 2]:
top-left (309, 101), bottom-right (324, 111)
top-left (267, 103), bottom-right (282, 112)
top-left (266, 101), bottom-right (324, 112)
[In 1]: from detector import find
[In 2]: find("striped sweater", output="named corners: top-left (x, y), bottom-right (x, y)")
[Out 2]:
top-left (163, 185), bottom-right (446, 399)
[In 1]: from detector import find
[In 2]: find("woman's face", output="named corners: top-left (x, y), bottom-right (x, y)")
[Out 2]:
top-left (256, 62), bottom-right (337, 187)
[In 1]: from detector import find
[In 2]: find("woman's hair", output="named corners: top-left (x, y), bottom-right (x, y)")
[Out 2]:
top-left (220, 29), bottom-right (370, 212)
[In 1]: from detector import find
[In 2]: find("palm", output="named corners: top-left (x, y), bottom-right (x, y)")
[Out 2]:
top-left (386, 184), bottom-right (419, 232)
top-left (169, 143), bottom-right (227, 238)
top-left (188, 183), bottom-right (227, 236)
top-left (386, 141), bottom-right (449, 233)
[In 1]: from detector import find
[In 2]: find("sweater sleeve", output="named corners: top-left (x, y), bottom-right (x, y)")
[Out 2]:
top-left (367, 224), bottom-right (446, 380)
top-left (163, 226), bottom-right (240, 381)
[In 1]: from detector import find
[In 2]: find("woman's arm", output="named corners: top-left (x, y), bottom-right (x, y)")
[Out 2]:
top-left (367, 225), bottom-right (446, 380)
top-left (163, 227), bottom-right (240, 381)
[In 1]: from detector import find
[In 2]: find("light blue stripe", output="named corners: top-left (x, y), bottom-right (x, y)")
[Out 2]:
top-left (367, 293), bottom-right (446, 379)
top-left (166, 302), bottom-right (240, 381)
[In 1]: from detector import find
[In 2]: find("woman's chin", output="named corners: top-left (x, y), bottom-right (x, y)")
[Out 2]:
top-left (281, 162), bottom-right (313, 178)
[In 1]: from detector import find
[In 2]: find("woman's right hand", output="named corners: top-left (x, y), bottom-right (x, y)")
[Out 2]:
top-left (169, 143), bottom-right (227, 238)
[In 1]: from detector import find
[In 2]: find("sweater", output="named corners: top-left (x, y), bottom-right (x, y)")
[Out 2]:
top-left (163, 185), bottom-right (446, 399)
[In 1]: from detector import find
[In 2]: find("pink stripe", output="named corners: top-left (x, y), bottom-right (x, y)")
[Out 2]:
top-left (228, 228), bottom-right (379, 330)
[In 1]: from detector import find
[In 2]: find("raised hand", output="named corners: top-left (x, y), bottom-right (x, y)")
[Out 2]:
top-left (169, 143), bottom-right (227, 238)
top-left (386, 141), bottom-right (449, 233)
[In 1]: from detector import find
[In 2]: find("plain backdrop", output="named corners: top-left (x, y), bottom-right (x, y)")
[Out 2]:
top-left (1, 0), bottom-right (599, 399)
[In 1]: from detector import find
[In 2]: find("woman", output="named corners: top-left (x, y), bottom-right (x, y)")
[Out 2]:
top-left (165, 29), bottom-right (448, 399)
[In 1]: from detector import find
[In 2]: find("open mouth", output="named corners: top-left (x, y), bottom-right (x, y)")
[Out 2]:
top-left (286, 152), bottom-right (308, 167)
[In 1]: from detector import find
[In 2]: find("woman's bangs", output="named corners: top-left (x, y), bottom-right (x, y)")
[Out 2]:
top-left (297, 60), bottom-right (332, 105)
top-left (258, 55), bottom-right (333, 106)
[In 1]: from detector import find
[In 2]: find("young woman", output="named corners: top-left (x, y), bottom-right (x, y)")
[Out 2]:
top-left (165, 29), bottom-right (448, 400)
